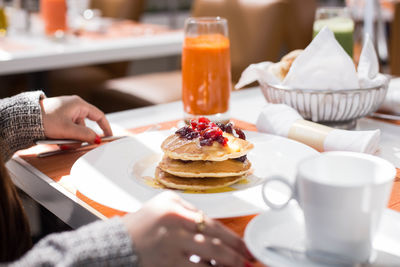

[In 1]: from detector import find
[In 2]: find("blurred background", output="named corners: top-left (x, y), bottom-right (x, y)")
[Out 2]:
top-left (0, 0), bottom-right (397, 113)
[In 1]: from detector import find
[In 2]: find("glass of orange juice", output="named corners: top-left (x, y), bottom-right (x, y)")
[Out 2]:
top-left (41, 0), bottom-right (68, 37)
top-left (182, 17), bottom-right (231, 123)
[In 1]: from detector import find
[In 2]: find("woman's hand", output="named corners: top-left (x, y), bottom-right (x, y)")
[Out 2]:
top-left (40, 95), bottom-right (112, 143)
top-left (122, 191), bottom-right (254, 267)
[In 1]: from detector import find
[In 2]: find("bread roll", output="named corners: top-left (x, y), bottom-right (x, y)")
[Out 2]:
top-left (269, 49), bottom-right (303, 81)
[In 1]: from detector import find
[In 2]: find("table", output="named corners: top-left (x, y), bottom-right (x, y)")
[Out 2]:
top-left (0, 25), bottom-right (183, 75)
top-left (6, 88), bottom-right (400, 265)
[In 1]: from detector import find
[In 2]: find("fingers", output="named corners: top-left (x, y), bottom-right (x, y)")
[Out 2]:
top-left (180, 259), bottom-right (211, 267)
top-left (57, 118), bottom-right (87, 148)
top-left (176, 211), bottom-right (251, 261)
top-left (84, 103), bottom-right (113, 137)
top-left (203, 218), bottom-right (252, 261)
top-left (41, 95), bottom-right (113, 141)
top-left (76, 118), bottom-right (86, 127)
top-left (63, 122), bottom-right (98, 143)
top-left (153, 191), bottom-right (199, 214)
top-left (157, 191), bottom-right (251, 261)
top-left (183, 233), bottom-right (247, 267)
top-left (151, 192), bottom-right (253, 263)
top-left (171, 194), bottom-right (200, 213)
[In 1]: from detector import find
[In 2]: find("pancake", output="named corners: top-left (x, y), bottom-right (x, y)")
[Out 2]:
top-left (155, 167), bottom-right (245, 190)
top-left (158, 156), bottom-right (251, 177)
top-left (161, 132), bottom-right (254, 161)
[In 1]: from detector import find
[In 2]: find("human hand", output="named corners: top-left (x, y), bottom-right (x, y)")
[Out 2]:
top-left (122, 191), bottom-right (254, 267)
top-left (40, 95), bottom-right (112, 144)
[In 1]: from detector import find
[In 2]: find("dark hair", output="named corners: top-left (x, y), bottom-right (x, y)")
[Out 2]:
top-left (0, 150), bottom-right (31, 262)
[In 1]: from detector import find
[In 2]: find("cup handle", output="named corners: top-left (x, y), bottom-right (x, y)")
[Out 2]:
top-left (261, 175), bottom-right (294, 210)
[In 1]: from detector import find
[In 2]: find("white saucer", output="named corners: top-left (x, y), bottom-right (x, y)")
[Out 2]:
top-left (244, 203), bottom-right (400, 267)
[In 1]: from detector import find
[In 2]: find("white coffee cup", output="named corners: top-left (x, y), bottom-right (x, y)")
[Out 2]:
top-left (262, 151), bottom-right (395, 263)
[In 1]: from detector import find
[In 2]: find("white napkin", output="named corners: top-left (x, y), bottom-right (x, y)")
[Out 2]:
top-left (256, 104), bottom-right (302, 137)
top-left (235, 27), bottom-right (389, 90)
top-left (357, 34), bottom-right (388, 88)
top-left (235, 62), bottom-right (279, 89)
top-left (378, 78), bottom-right (400, 115)
top-left (256, 104), bottom-right (380, 154)
top-left (283, 27), bottom-right (359, 90)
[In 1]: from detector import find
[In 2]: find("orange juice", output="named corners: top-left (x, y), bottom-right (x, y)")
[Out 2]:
top-left (182, 34), bottom-right (231, 116)
top-left (41, 0), bottom-right (67, 35)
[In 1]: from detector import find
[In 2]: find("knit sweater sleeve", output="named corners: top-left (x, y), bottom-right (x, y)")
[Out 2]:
top-left (8, 217), bottom-right (140, 267)
top-left (0, 91), bottom-right (46, 161)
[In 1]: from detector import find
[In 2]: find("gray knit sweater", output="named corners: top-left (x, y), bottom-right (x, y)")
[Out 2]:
top-left (1, 92), bottom-right (139, 266)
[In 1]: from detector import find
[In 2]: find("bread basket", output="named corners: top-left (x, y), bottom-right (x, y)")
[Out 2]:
top-left (260, 81), bottom-right (389, 129)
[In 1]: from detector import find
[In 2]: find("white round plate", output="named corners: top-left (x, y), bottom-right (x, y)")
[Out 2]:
top-left (244, 204), bottom-right (400, 267)
top-left (70, 130), bottom-right (318, 218)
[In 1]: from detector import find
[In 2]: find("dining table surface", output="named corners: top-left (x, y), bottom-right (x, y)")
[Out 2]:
top-left (0, 20), bottom-right (183, 75)
top-left (6, 87), bottom-right (400, 266)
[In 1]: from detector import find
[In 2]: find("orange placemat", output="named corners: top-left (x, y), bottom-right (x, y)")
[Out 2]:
top-left (16, 119), bottom-right (400, 234)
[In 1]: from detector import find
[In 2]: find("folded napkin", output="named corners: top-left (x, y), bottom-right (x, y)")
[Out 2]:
top-left (256, 104), bottom-right (380, 154)
top-left (357, 35), bottom-right (388, 88)
top-left (283, 26), bottom-right (359, 90)
top-left (235, 27), bottom-right (389, 90)
top-left (378, 78), bottom-right (400, 115)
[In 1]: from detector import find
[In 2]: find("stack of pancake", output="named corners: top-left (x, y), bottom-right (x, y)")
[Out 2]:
top-left (155, 131), bottom-right (254, 191)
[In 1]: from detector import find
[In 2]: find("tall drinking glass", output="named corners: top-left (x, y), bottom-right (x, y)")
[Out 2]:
top-left (313, 7), bottom-right (354, 58)
top-left (182, 17), bottom-right (231, 123)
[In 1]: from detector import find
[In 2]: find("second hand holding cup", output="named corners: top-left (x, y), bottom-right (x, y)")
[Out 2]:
top-left (182, 17), bottom-right (232, 124)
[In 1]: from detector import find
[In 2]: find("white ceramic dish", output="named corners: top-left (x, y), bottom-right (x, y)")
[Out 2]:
top-left (70, 130), bottom-right (318, 218)
top-left (244, 203), bottom-right (400, 267)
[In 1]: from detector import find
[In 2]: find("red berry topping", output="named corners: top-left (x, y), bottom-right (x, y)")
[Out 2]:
top-left (175, 126), bottom-right (199, 140)
top-left (234, 127), bottom-right (246, 140)
top-left (216, 135), bottom-right (228, 146)
top-left (197, 122), bottom-right (208, 131)
top-left (190, 120), bottom-right (198, 129)
top-left (234, 155), bottom-right (247, 162)
top-left (224, 123), bottom-right (234, 134)
top-left (175, 118), bottom-right (229, 146)
top-left (176, 118), bottom-right (246, 146)
top-left (198, 117), bottom-right (210, 124)
top-left (203, 128), bottom-right (223, 139)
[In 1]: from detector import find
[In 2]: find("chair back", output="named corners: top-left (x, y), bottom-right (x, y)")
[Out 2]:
top-left (192, 0), bottom-right (286, 82)
top-left (191, 0), bottom-right (316, 82)
top-left (285, 0), bottom-right (317, 51)
top-left (391, 2), bottom-right (400, 75)
top-left (90, 0), bottom-right (146, 21)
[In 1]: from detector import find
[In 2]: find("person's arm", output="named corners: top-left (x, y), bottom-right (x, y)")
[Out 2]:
top-left (0, 91), bottom-right (46, 161)
top-left (0, 92), bottom-right (113, 161)
top-left (5, 191), bottom-right (252, 266)
top-left (8, 218), bottom-right (139, 267)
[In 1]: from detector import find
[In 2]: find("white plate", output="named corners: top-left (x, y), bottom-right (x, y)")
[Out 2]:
top-left (70, 130), bottom-right (318, 218)
top-left (244, 203), bottom-right (400, 267)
